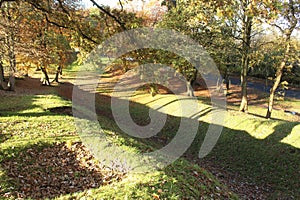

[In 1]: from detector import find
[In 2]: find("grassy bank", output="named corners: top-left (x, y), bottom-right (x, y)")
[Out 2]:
top-left (0, 94), bottom-right (237, 199)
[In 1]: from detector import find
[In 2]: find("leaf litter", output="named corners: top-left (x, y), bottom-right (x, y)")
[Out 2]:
top-left (1, 142), bottom-right (126, 199)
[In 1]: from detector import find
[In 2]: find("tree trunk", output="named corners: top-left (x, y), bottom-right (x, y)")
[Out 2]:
top-left (239, 12), bottom-right (253, 113)
top-left (41, 67), bottom-right (51, 86)
top-left (266, 0), bottom-right (297, 119)
top-left (266, 42), bottom-right (292, 118)
top-left (2, 1), bottom-right (17, 91)
top-left (52, 66), bottom-right (62, 83)
top-left (187, 69), bottom-right (197, 97)
top-left (7, 74), bottom-right (15, 91)
top-left (186, 80), bottom-right (194, 97)
top-left (216, 77), bottom-right (221, 92)
top-left (149, 83), bottom-right (158, 97)
top-left (7, 41), bottom-right (16, 91)
top-left (0, 62), bottom-right (5, 90)
top-left (239, 75), bottom-right (248, 112)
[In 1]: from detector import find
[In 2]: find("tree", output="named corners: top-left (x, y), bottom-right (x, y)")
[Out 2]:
top-left (0, 0), bottom-right (91, 87)
top-left (266, 0), bottom-right (299, 118)
top-left (0, 60), bottom-right (4, 90)
top-left (238, 0), bottom-right (254, 112)
top-left (0, 1), bottom-right (20, 91)
top-left (158, 0), bottom-right (240, 96)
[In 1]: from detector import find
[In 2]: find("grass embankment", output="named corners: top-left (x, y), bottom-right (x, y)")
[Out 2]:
top-left (0, 63), bottom-right (299, 199)
top-left (0, 94), bottom-right (237, 199)
top-left (130, 93), bottom-right (300, 199)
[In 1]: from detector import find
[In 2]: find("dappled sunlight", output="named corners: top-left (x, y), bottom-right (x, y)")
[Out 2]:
top-left (281, 124), bottom-right (300, 148)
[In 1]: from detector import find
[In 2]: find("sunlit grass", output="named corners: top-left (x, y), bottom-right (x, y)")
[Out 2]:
top-left (126, 92), bottom-right (300, 198)
top-left (281, 124), bottom-right (300, 148)
top-left (0, 94), bottom-right (237, 199)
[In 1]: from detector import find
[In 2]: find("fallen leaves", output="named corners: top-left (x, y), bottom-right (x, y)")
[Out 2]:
top-left (1, 142), bottom-right (126, 199)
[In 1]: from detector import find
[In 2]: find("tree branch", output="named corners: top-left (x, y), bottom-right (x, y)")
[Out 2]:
top-left (89, 0), bottom-right (126, 30)
top-left (44, 13), bottom-right (68, 29)
top-left (118, 0), bottom-right (124, 12)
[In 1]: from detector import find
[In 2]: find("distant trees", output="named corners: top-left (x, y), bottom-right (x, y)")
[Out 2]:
top-left (158, 0), bottom-right (237, 96)
top-left (0, 0), bottom-right (96, 89)
top-left (157, 0), bottom-right (299, 118)
top-left (0, 0), bottom-right (299, 120)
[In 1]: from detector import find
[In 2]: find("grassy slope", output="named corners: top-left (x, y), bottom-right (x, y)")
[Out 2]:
top-left (0, 94), bottom-right (237, 199)
top-left (130, 93), bottom-right (300, 199)
top-left (1, 64), bottom-right (299, 199)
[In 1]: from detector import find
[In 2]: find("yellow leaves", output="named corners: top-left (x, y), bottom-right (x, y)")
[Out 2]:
top-left (216, 7), bottom-right (223, 18)
top-left (216, 7), bottom-right (234, 19)
top-left (247, 2), bottom-right (254, 13)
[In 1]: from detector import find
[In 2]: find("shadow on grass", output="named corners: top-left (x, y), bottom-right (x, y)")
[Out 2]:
top-left (194, 122), bottom-right (300, 199)
top-left (1, 77), bottom-right (299, 199)
top-left (70, 83), bottom-right (300, 198)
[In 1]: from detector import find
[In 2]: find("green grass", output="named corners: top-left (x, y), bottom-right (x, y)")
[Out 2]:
top-left (67, 63), bottom-right (299, 198)
top-left (127, 93), bottom-right (300, 199)
top-left (1, 62), bottom-right (299, 199)
top-left (0, 94), bottom-right (237, 199)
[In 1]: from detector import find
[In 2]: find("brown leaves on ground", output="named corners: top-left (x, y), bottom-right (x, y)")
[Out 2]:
top-left (2, 142), bottom-right (126, 199)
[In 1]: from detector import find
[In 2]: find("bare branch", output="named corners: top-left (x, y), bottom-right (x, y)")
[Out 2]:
top-left (269, 23), bottom-right (285, 34)
top-left (89, 0), bottom-right (126, 30)
top-left (44, 13), bottom-right (68, 29)
top-left (118, 0), bottom-right (124, 12)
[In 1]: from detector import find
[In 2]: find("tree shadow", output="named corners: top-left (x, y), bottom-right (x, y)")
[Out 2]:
top-left (70, 82), bottom-right (300, 198)
top-left (194, 121), bottom-right (300, 199)
top-left (2, 76), bottom-right (299, 198)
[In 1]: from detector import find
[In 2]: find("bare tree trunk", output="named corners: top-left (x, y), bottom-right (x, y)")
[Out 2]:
top-left (186, 68), bottom-right (197, 97)
top-left (3, 1), bottom-right (17, 91)
top-left (266, 60), bottom-right (287, 119)
top-left (216, 77), bottom-right (221, 92)
top-left (239, 10), bottom-right (253, 113)
top-left (186, 80), bottom-right (195, 97)
top-left (7, 74), bottom-right (15, 91)
top-left (0, 61), bottom-right (5, 90)
top-left (239, 62), bottom-right (248, 112)
top-left (149, 83), bottom-right (158, 97)
top-left (266, 40), bottom-right (292, 118)
top-left (52, 65), bottom-right (62, 83)
top-left (7, 38), bottom-right (16, 91)
top-left (41, 67), bottom-right (51, 86)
